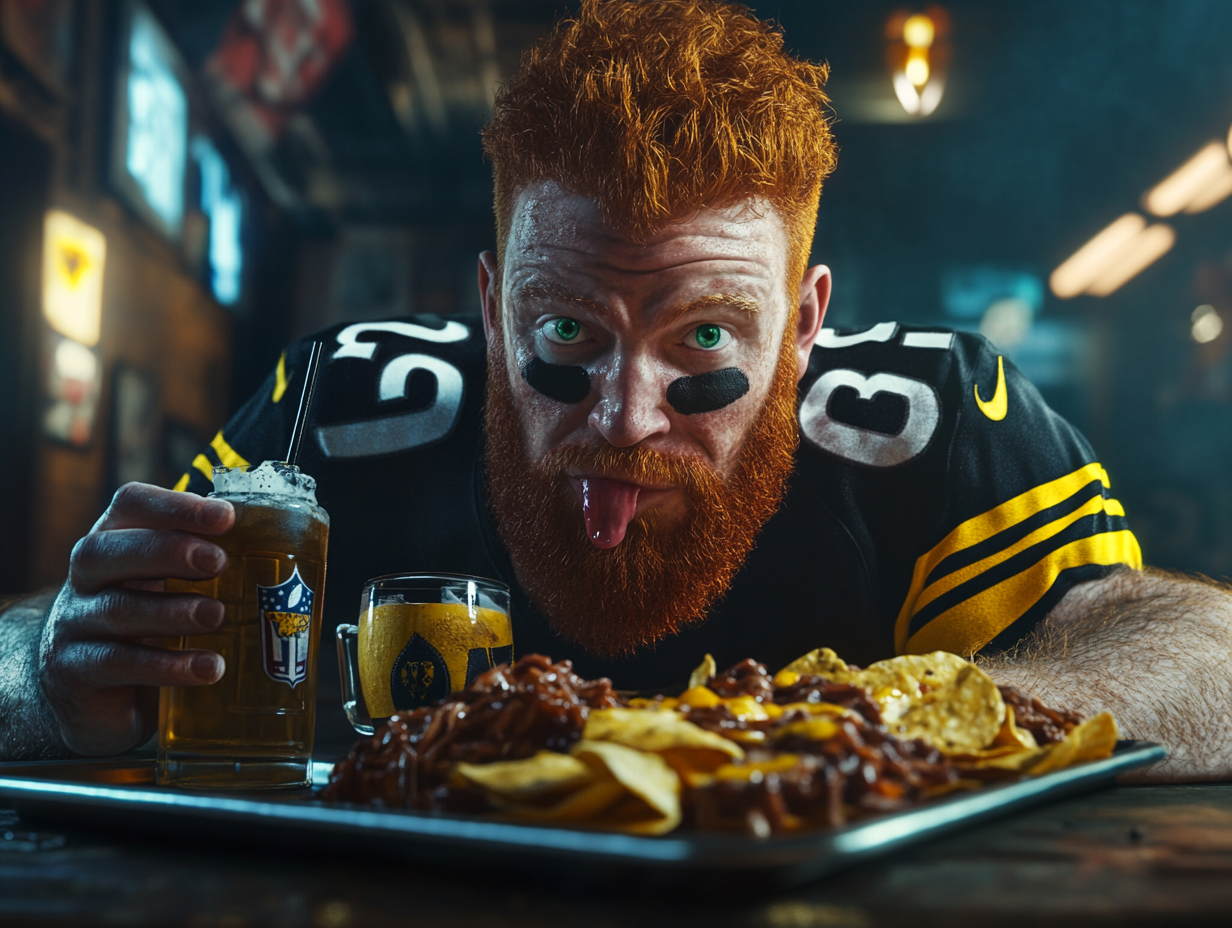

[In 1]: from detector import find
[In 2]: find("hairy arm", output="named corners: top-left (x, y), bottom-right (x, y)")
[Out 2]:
top-left (980, 567), bottom-right (1232, 782)
top-left (0, 592), bottom-right (70, 761)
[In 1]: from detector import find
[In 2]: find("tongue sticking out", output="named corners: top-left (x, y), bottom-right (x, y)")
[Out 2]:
top-left (580, 477), bottom-right (641, 549)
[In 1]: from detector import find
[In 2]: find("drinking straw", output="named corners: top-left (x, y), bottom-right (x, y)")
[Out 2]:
top-left (286, 340), bottom-right (324, 465)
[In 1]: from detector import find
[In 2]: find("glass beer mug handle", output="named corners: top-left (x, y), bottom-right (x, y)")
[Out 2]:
top-left (335, 624), bottom-right (374, 736)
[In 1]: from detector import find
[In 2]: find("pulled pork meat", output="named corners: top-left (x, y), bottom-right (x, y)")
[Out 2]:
top-left (997, 685), bottom-right (1084, 745)
top-left (322, 654), bottom-right (620, 810)
top-left (323, 654), bottom-right (1083, 837)
top-left (683, 660), bottom-right (956, 833)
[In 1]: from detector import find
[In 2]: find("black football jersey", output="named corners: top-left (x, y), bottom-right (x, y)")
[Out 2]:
top-left (176, 315), bottom-right (1140, 692)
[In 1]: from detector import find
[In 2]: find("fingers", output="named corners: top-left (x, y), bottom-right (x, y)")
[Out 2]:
top-left (61, 589), bottom-right (225, 640)
top-left (92, 482), bottom-right (234, 536)
top-left (70, 528), bottom-right (227, 593)
top-left (53, 640), bottom-right (226, 690)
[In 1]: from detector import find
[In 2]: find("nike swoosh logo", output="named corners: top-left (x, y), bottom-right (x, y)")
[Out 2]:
top-left (974, 355), bottom-right (1008, 421)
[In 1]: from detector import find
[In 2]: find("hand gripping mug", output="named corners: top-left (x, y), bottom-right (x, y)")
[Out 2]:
top-left (337, 573), bottom-right (513, 734)
top-left (159, 462), bottom-right (329, 788)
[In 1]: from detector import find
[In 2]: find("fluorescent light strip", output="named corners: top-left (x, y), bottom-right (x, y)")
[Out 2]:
top-left (1049, 213), bottom-right (1145, 298)
top-left (1183, 167), bottom-right (1232, 213)
top-left (1143, 142), bottom-right (1232, 217)
top-left (1085, 223), bottom-right (1175, 296)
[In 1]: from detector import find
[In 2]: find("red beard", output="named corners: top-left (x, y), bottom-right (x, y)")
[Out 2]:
top-left (484, 335), bottom-right (800, 659)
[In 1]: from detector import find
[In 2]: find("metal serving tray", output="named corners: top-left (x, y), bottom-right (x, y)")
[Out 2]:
top-left (0, 741), bottom-right (1165, 888)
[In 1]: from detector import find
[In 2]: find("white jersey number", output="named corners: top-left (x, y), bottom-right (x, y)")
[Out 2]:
top-left (316, 324), bottom-right (470, 459)
top-left (799, 369), bottom-right (940, 468)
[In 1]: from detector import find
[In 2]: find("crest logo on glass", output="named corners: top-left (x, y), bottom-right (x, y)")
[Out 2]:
top-left (258, 566), bottom-right (314, 687)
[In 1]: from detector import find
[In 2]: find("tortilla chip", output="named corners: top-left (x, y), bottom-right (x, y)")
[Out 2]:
top-left (782, 649), bottom-right (1006, 751)
top-left (688, 654), bottom-right (717, 690)
top-left (453, 751), bottom-right (596, 800)
top-left (455, 741), bottom-right (682, 835)
top-left (888, 663), bottom-right (1006, 754)
top-left (571, 740), bottom-right (682, 835)
top-left (967, 712), bottom-right (1119, 775)
top-left (994, 705), bottom-right (1039, 750)
top-left (1026, 712), bottom-right (1118, 776)
top-left (781, 647), bottom-right (851, 678)
top-left (583, 708), bottom-right (744, 764)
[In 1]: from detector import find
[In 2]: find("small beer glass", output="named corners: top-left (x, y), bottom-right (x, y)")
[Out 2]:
top-left (159, 462), bottom-right (330, 788)
top-left (337, 573), bottom-right (513, 734)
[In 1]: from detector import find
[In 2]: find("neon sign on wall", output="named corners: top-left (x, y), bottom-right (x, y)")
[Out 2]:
top-left (113, 3), bottom-right (188, 238)
top-left (192, 137), bottom-right (244, 305)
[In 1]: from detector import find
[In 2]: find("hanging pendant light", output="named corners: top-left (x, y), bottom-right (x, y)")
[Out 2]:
top-left (886, 7), bottom-right (951, 117)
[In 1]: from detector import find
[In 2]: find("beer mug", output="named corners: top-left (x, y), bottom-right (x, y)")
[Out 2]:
top-left (159, 463), bottom-right (330, 789)
top-left (337, 573), bottom-right (513, 734)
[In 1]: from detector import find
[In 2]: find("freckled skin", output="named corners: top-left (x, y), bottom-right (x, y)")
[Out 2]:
top-left (479, 179), bottom-right (832, 531)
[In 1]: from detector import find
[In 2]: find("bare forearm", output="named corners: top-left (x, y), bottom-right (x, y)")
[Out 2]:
top-left (980, 569), bottom-right (1232, 782)
top-left (0, 591), bottom-right (71, 761)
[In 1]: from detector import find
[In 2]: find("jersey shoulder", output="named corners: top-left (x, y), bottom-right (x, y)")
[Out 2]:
top-left (174, 314), bottom-right (487, 493)
top-left (798, 321), bottom-right (1009, 472)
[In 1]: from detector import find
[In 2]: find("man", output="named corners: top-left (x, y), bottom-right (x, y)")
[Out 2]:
top-left (1, 0), bottom-right (1229, 780)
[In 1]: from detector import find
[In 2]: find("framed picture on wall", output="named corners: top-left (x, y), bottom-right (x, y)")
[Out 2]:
top-left (109, 363), bottom-right (158, 491)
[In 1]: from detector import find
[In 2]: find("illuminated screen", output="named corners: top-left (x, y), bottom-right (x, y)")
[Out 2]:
top-left (192, 137), bottom-right (244, 305)
top-left (114, 4), bottom-right (187, 237)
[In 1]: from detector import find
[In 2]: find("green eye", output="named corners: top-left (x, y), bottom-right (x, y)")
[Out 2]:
top-left (692, 324), bottom-right (729, 350)
top-left (551, 318), bottom-right (581, 342)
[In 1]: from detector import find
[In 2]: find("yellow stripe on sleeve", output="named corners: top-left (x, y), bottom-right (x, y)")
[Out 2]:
top-left (903, 529), bottom-right (1143, 656)
top-left (894, 461), bottom-right (1110, 652)
top-left (192, 454), bottom-right (214, 482)
top-left (172, 473), bottom-right (190, 492)
top-left (903, 493), bottom-right (1114, 629)
top-left (272, 351), bottom-right (289, 403)
top-left (209, 430), bottom-right (249, 469)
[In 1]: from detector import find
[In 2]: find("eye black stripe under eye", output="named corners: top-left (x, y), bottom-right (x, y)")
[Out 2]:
top-left (667, 368), bottom-right (750, 415)
top-left (521, 358), bottom-right (591, 404)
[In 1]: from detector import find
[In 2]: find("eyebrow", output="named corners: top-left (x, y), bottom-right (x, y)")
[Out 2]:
top-left (660, 294), bottom-right (761, 325)
top-left (514, 284), bottom-right (760, 323)
top-left (514, 282), bottom-right (607, 315)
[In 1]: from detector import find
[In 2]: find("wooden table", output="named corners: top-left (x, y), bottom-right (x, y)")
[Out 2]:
top-left (2, 782), bottom-right (1230, 926)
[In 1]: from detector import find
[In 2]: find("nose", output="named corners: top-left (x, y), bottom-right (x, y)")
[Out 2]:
top-left (587, 350), bottom-right (672, 448)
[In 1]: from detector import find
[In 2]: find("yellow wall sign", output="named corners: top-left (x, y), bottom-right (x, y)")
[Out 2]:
top-left (42, 210), bottom-right (107, 347)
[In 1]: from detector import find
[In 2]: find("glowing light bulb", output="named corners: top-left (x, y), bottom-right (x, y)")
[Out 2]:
top-left (903, 14), bottom-right (935, 48)
top-left (905, 49), bottom-right (930, 86)
top-left (1191, 304), bottom-right (1224, 343)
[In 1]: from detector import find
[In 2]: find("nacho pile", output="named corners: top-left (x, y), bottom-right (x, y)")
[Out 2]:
top-left (323, 649), bottom-right (1118, 837)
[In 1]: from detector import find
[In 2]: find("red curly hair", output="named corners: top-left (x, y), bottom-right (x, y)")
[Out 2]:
top-left (482, 0), bottom-right (837, 292)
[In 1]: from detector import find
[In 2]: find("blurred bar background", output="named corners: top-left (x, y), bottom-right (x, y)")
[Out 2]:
top-left (2, 0), bottom-right (1231, 599)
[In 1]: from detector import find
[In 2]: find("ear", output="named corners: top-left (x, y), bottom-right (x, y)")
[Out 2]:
top-left (795, 264), bottom-right (831, 380)
top-left (479, 251), bottom-right (500, 347)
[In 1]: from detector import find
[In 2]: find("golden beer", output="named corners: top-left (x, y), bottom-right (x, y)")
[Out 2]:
top-left (338, 574), bottom-right (512, 733)
top-left (159, 463), bottom-right (329, 789)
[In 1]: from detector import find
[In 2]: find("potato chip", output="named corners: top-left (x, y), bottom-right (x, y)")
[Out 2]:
top-left (688, 653), bottom-right (717, 690)
top-left (583, 708), bottom-right (744, 763)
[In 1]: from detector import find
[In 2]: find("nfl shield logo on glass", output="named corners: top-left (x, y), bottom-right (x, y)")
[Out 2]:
top-left (258, 567), bottom-right (314, 687)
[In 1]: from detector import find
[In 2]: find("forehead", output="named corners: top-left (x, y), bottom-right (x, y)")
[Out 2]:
top-left (503, 180), bottom-right (790, 304)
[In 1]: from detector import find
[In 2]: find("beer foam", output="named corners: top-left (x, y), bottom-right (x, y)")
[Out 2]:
top-left (211, 461), bottom-right (318, 503)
